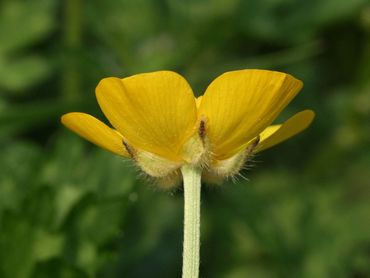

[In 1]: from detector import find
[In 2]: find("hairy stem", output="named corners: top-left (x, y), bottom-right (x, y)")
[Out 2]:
top-left (181, 165), bottom-right (202, 278)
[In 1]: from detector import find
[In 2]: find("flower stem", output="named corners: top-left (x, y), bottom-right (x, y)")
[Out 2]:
top-left (63, 0), bottom-right (83, 102)
top-left (181, 165), bottom-right (202, 278)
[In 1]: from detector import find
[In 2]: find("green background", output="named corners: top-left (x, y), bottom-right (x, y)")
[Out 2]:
top-left (1, 0), bottom-right (370, 277)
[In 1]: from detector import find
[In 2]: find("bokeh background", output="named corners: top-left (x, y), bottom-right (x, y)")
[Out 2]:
top-left (1, 0), bottom-right (370, 277)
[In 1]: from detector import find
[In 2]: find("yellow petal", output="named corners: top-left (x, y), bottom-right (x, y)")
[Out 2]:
top-left (61, 112), bottom-right (129, 157)
top-left (96, 71), bottom-right (197, 161)
top-left (256, 110), bottom-right (315, 152)
top-left (198, 69), bottom-right (303, 160)
top-left (196, 96), bottom-right (202, 108)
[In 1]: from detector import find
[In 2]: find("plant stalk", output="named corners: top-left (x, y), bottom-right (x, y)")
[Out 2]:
top-left (63, 0), bottom-right (83, 102)
top-left (181, 165), bottom-right (202, 278)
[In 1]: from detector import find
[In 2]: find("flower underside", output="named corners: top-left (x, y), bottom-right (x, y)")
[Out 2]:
top-left (61, 69), bottom-right (315, 187)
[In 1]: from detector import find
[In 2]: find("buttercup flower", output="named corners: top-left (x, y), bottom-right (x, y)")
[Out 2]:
top-left (61, 69), bottom-right (314, 278)
top-left (62, 69), bottom-right (314, 186)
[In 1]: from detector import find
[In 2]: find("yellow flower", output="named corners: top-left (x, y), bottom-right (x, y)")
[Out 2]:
top-left (61, 70), bottom-right (314, 186)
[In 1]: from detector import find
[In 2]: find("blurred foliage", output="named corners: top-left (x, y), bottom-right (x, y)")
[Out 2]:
top-left (1, 0), bottom-right (370, 277)
top-left (0, 0), bottom-right (55, 93)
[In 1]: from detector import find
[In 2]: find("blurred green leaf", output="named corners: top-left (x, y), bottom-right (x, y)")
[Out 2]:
top-left (0, 55), bottom-right (51, 92)
top-left (0, 0), bottom-right (55, 93)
